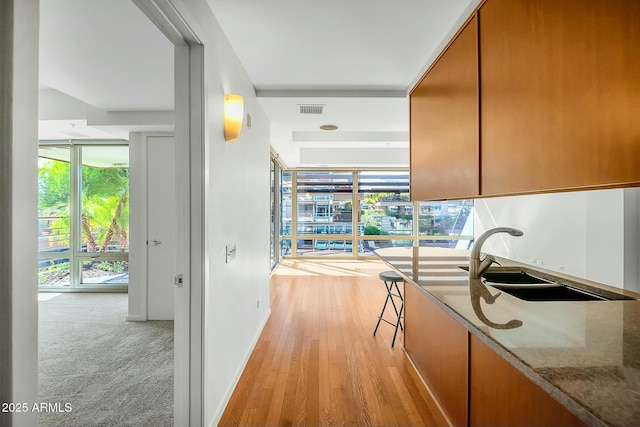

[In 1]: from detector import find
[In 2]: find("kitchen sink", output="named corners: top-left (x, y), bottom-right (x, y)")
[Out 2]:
top-left (491, 283), bottom-right (607, 301)
top-left (481, 270), bottom-right (635, 302)
top-left (482, 271), bottom-right (550, 285)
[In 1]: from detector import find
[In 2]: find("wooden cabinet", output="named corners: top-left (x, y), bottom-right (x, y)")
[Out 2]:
top-left (479, 0), bottom-right (640, 196)
top-left (410, 15), bottom-right (479, 201)
top-left (410, 0), bottom-right (640, 200)
top-left (469, 335), bottom-right (585, 427)
top-left (404, 285), bottom-right (469, 427)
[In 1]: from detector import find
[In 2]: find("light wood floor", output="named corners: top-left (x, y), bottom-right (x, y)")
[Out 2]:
top-left (218, 259), bottom-right (447, 427)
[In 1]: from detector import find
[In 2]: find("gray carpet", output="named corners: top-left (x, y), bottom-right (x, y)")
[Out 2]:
top-left (39, 293), bottom-right (173, 427)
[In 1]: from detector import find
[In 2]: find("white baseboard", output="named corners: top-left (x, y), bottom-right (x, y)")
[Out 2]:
top-left (209, 308), bottom-right (272, 427)
top-left (125, 314), bottom-right (146, 322)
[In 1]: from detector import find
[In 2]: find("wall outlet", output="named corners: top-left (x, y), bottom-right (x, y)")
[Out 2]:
top-left (533, 259), bottom-right (543, 266)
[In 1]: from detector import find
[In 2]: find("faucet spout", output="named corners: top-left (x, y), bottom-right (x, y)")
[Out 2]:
top-left (469, 227), bottom-right (523, 279)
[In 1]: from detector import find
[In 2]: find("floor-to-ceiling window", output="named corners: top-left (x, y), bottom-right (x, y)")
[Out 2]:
top-left (38, 141), bottom-right (129, 290)
top-left (279, 169), bottom-right (293, 258)
top-left (293, 171), bottom-right (356, 257)
top-left (270, 158), bottom-right (278, 269)
top-left (277, 168), bottom-right (474, 259)
top-left (358, 170), bottom-right (413, 254)
top-left (418, 199), bottom-right (474, 249)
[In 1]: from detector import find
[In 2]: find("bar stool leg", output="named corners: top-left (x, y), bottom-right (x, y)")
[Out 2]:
top-left (387, 281), bottom-right (404, 332)
top-left (373, 279), bottom-right (404, 347)
top-left (390, 281), bottom-right (404, 347)
top-left (373, 280), bottom-right (393, 337)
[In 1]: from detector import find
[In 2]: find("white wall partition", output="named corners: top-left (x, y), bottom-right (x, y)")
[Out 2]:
top-left (160, 2), bottom-right (272, 425)
top-left (1, 0), bottom-right (40, 425)
top-left (624, 188), bottom-right (640, 292)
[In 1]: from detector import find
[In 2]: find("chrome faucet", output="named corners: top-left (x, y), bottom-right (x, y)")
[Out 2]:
top-left (470, 227), bottom-right (523, 279)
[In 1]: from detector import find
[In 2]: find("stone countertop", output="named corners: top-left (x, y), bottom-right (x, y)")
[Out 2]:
top-left (375, 246), bottom-right (640, 427)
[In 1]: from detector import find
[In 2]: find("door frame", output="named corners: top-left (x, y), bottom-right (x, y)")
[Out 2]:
top-left (132, 1), bottom-right (204, 425)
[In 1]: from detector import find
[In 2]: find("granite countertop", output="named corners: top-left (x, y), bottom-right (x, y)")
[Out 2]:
top-left (375, 246), bottom-right (640, 427)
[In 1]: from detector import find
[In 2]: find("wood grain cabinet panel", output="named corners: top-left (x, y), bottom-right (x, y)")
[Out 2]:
top-left (404, 285), bottom-right (469, 427)
top-left (410, 15), bottom-right (479, 201)
top-left (479, 0), bottom-right (640, 195)
top-left (469, 335), bottom-right (585, 427)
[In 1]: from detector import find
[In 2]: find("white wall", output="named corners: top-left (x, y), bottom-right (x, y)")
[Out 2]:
top-left (1, 0), bottom-right (40, 426)
top-left (168, 1), bottom-right (272, 425)
top-left (624, 188), bottom-right (640, 293)
top-left (475, 188), bottom-right (640, 290)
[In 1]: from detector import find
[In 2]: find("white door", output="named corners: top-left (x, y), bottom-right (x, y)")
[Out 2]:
top-left (147, 136), bottom-right (176, 320)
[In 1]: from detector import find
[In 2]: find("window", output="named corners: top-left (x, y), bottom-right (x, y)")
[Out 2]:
top-left (277, 168), bottom-right (474, 260)
top-left (295, 171), bottom-right (355, 256)
top-left (280, 170), bottom-right (292, 257)
top-left (418, 200), bottom-right (474, 249)
top-left (358, 171), bottom-right (413, 254)
top-left (270, 158), bottom-right (276, 269)
top-left (38, 142), bottom-right (129, 289)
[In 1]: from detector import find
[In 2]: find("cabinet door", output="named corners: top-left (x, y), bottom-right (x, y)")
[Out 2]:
top-left (479, 0), bottom-right (640, 195)
top-left (470, 335), bottom-right (585, 427)
top-left (410, 15), bottom-right (479, 201)
top-left (404, 284), bottom-right (469, 427)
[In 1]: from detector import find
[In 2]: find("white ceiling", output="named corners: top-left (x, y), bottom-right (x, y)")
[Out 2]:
top-left (39, 0), bottom-right (479, 167)
top-left (39, 0), bottom-right (174, 140)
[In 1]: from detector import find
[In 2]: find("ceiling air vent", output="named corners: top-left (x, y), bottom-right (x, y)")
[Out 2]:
top-left (298, 104), bottom-right (324, 115)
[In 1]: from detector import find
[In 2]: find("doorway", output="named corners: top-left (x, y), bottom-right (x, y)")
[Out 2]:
top-left (36, 0), bottom-right (205, 424)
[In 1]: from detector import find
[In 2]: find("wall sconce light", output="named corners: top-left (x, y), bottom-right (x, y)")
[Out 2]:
top-left (224, 93), bottom-right (244, 142)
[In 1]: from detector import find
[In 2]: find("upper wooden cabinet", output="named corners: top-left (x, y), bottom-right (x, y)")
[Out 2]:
top-left (479, 0), bottom-right (640, 196)
top-left (410, 15), bottom-right (479, 201)
top-left (410, 0), bottom-right (640, 200)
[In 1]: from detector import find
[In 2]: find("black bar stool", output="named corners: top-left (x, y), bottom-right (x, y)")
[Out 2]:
top-left (373, 270), bottom-right (404, 347)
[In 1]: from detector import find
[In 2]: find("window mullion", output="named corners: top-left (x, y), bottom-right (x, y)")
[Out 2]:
top-left (352, 171), bottom-right (359, 259)
top-left (413, 200), bottom-right (419, 247)
top-left (291, 171), bottom-right (298, 258)
top-left (70, 145), bottom-right (81, 288)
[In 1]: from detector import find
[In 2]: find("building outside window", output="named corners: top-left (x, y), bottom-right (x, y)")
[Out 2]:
top-left (276, 166), bottom-right (474, 259)
top-left (294, 171), bottom-right (357, 256)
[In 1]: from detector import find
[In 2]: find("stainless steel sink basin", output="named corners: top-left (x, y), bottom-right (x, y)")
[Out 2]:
top-left (491, 283), bottom-right (607, 301)
top-left (482, 271), bottom-right (550, 285)
top-left (481, 270), bottom-right (635, 302)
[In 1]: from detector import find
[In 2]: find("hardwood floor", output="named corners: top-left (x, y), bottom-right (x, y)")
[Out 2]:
top-left (218, 259), bottom-right (448, 427)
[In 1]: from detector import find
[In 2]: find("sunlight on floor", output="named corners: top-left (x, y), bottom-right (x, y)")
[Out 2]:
top-left (38, 293), bottom-right (62, 302)
top-left (273, 259), bottom-right (389, 277)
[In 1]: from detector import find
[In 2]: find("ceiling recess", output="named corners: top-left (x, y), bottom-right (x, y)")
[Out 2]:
top-left (298, 104), bottom-right (324, 114)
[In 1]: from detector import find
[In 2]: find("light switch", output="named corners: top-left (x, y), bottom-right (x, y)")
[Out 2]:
top-left (226, 244), bottom-right (237, 263)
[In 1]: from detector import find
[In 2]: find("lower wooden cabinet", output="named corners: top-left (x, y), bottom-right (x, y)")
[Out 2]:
top-left (469, 335), bottom-right (585, 427)
top-left (404, 285), bottom-right (469, 426)
top-left (405, 285), bottom-right (586, 427)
